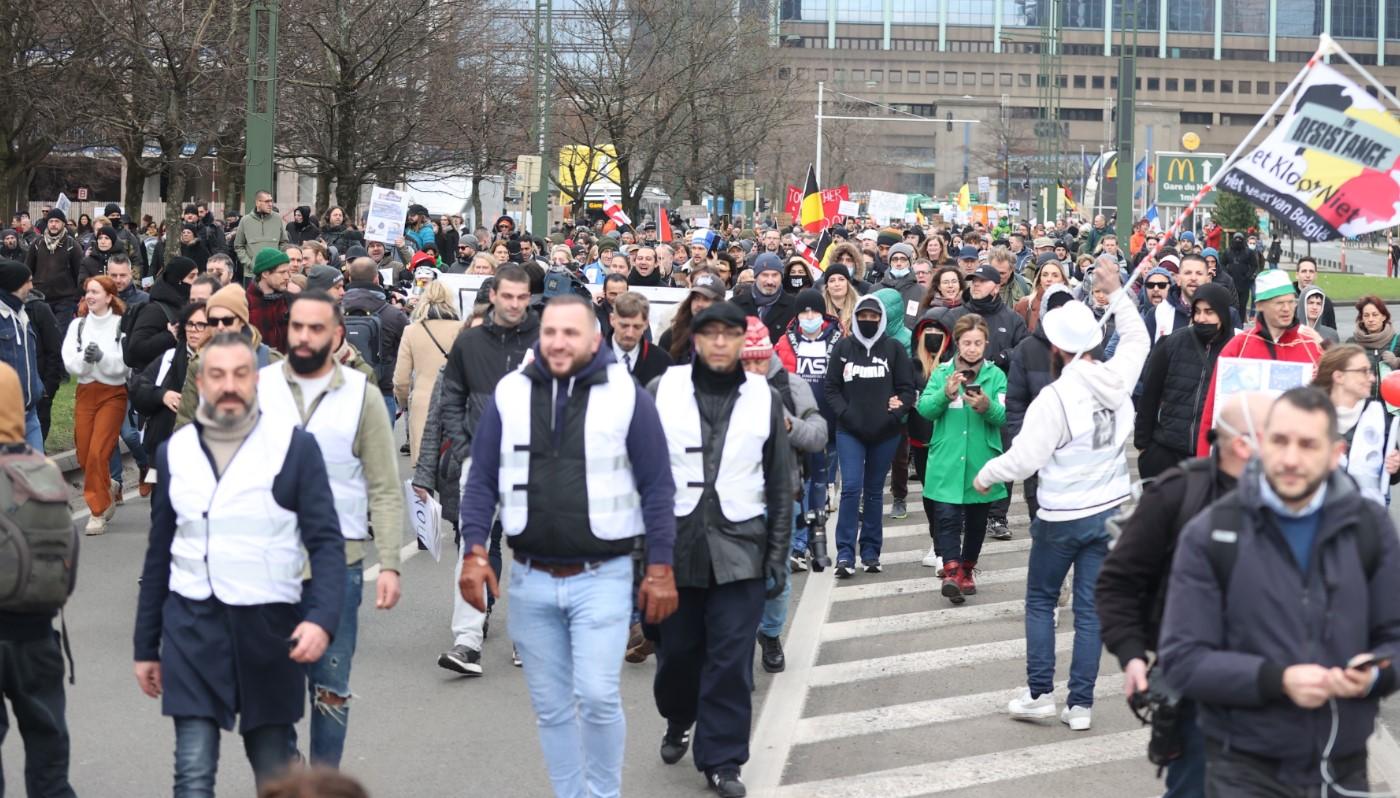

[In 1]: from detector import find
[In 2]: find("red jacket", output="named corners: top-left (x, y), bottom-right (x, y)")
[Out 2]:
top-left (246, 281), bottom-right (289, 354)
top-left (1195, 321), bottom-right (1321, 456)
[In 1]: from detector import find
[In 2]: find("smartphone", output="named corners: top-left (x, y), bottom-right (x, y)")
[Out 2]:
top-left (1350, 655), bottom-right (1391, 671)
top-left (965, 384), bottom-right (983, 397)
top-left (959, 369), bottom-right (977, 382)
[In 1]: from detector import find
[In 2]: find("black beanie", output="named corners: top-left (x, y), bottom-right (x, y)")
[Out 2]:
top-left (183, 204), bottom-right (198, 216)
top-left (162, 256), bottom-right (198, 286)
top-left (876, 229), bottom-right (900, 248)
top-left (0, 260), bottom-right (31, 293)
top-left (104, 203), bottom-right (122, 217)
top-left (794, 288), bottom-right (826, 315)
top-left (823, 263), bottom-right (852, 284)
top-left (46, 208), bottom-right (66, 225)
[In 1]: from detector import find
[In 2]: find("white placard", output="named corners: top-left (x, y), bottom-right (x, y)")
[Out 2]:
top-left (693, 216), bottom-right (711, 229)
top-left (977, 176), bottom-right (991, 196)
top-left (365, 186), bottom-right (409, 244)
top-left (903, 212), bottom-right (919, 224)
top-left (837, 200), bottom-right (859, 217)
top-left (1210, 357), bottom-right (1313, 426)
top-left (1008, 200), bottom-right (1021, 215)
top-left (867, 190), bottom-right (907, 226)
top-left (406, 480), bottom-right (443, 562)
top-left (55, 193), bottom-right (71, 217)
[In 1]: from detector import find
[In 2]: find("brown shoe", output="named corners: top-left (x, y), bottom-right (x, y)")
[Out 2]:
top-left (625, 623), bottom-right (654, 663)
top-left (138, 466), bottom-right (152, 498)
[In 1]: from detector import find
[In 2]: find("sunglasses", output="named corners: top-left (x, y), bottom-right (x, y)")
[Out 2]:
top-left (1146, 282), bottom-right (1170, 289)
top-left (208, 316), bottom-right (240, 328)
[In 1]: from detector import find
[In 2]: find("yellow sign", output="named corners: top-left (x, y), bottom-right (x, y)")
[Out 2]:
top-left (558, 145), bottom-right (620, 204)
top-left (1182, 131), bottom-right (1201, 152)
top-left (1164, 157), bottom-right (1196, 183)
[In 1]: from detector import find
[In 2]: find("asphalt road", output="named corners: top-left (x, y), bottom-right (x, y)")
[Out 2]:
top-left (10, 423), bottom-right (1400, 797)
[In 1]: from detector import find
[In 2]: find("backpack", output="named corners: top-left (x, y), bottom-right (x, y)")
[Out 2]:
top-left (121, 301), bottom-right (176, 368)
top-left (344, 306), bottom-right (385, 380)
top-left (1205, 496), bottom-right (1381, 598)
top-left (0, 446), bottom-right (80, 613)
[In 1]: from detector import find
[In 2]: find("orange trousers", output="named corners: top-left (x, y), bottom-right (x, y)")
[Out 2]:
top-left (74, 382), bottom-right (127, 516)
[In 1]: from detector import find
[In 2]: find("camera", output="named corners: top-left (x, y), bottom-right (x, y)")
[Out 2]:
top-left (803, 507), bottom-right (832, 572)
top-left (1128, 679), bottom-right (1185, 770)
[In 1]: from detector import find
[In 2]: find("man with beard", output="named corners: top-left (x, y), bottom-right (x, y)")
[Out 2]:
top-left (247, 248), bottom-right (293, 353)
top-left (256, 293), bottom-right (402, 768)
top-left (732, 253), bottom-right (794, 344)
top-left (432, 265), bottom-right (540, 676)
top-left (24, 210), bottom-right (83, 334)
top-left (205, 253), bottom-right (235, 287)
top-left (0, 228), bottom-right (25, 261)
top-left (949, 263), bottom-right (1029, 540)
top-left (134, 333), bottom-right (346, 794)
top-left (1159, 387), bottom-right (1400, 796)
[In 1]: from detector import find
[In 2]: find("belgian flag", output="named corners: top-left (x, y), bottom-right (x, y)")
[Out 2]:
top-left (799, 164), bottom-right (826, 233)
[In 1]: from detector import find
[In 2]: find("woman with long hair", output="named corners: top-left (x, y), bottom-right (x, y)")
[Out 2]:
top-left (923, 235), bottom-right (950, 267)
top-left (129, 301), bottom-right (209, 473)
top-left (1348, 295), bottom-right (1400, 398)
top-left (491, 240), bottom-right (511, 265)
top-left (1313, 343), bottom-right (1400, 505)
top-left (394, 280), bottom-right (464, 462)
top-left (658, 270), bottom-right (724, 364)
top-left (62, 275), bottom-right (130, 534)
top-left (1014, 260), bottom-right (1068, 332)
top-left (822, 263), bottom-right (859, 334)
top-left (466, 253), bottom-right (497, 275)
top-left (918, 266), bottom-right (964, 316)
top-left (917, 313), bottom-right (1007, 602)
top-left (908, 305), bottom-right (956, 570)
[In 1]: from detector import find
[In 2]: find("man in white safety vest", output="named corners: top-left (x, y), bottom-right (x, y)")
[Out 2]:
top-left (973, 263), bottom-right (1148, 733)
top-left (257, 291), bottom-right (403, 768)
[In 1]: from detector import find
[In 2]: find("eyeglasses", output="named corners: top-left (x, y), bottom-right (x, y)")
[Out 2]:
top-left (184, 321), bottom-right (209, 331)
top-left (208, 316), bottom-right (240, 328)
top-left (1146, 282), bottom-right (1170, 290)
top-left (1339, 367), bottom-right (1373, 375)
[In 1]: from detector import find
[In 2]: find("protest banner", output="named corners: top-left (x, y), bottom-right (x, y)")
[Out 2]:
top-left (867, 190), bottom-right (907, 225)
top-left (365, 186), bottom-right (409, 244)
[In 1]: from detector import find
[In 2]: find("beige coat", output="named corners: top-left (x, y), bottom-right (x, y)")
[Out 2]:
top-left (393, 317), bottom-right (463, 462)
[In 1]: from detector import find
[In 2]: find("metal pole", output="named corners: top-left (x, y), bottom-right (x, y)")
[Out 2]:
top-left (529, 0), bottom-right (552, 236)
top-left (962, 121), bottom-right (970, 185)
top-left (815, 81), bottom-right (824, 185)
top-left (1114, 0), bottom-right (1136, 235)
top-left (244, 0), bottom-right (277, 213)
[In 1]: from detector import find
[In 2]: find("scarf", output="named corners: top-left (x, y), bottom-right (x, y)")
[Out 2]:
top-left (752, 285), bottom-right (781, 308)
top-left (1353, 322), bottom-right (1395, 351)
top-left (966, 292), bottom-right (1004, 317)
top-left (42, 230), bottom-right (65, 254)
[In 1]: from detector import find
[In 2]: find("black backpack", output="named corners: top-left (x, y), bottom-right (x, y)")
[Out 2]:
top-left (1205, 495), bottom-right (1382, 596)
top-left (0, 445), bottom-right (79, 613)
top-left (344, 306), bottom-right (385, 380)
top-left (121, 301), bottom-right (176, 368)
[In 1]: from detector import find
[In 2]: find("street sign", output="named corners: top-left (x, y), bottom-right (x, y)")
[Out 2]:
top-left (514, 155), bottom-right (542, 194)
top-left (733, 179), bottom-right (755, 202)
top-left (76, 187), bottom-right (89, 201)
top-left (1155, 152), bottom-right (1225, 206)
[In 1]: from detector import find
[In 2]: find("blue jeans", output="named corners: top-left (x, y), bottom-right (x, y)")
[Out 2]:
top-left (110, 402), bottom-right (148, 483)
top-left (508, 555), bottom-right (632, 798)
top-left (304, 562), bottom-right (363, 768)
top-left (383, 393), bottom-right (397, 422)
top-left (172, 716), bottom-right (292, 797)
top-left (759, 577), bottom-right (791, 638)
top-left (1164, 700), bottom-right (1205, 797)
top-left (833, 430), bottom-right (899, 565)
top-left (24, 406), bottom-right (43, 453)
top-left (796, 448), bottom-right (832, 554)
top-left (1025, 508), bottom-right (1112, 708)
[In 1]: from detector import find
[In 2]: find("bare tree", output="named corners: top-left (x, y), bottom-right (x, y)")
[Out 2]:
top-left (0, 3), bottom-right (101, 211)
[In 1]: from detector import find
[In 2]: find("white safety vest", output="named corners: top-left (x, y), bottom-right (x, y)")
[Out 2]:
top-left (1342, 400), bottom-right (1396, 506)
top-left (166, 416), bottom-right (305, 605)
top-left (495, 362), bottom-right (644, 540)
top-left (259, 363), bottom-right (371, 539)
top-left (655, 365), bottom-right (770, 522)
top-left (1035, 369), bottom-right (1135, 520)
top-left (1152, 301), bottom-right (1179, 343)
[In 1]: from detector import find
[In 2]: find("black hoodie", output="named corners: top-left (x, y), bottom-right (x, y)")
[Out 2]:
top-left (824, 294), bottom-right (915, 443)
top-left (286, 206), bottom-right (321, 245)
top-left (1135, 282), bottom-right (1235, 456)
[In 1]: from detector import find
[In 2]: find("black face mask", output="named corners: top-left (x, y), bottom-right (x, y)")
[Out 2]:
top-left (1191, 321), bottom-right (1218, 342)
top-left (789, 276), bottom-right (809, 289)
top-left (922, 331), bottom-right (944, 355)
top-left (856, 318), bottom-right (880, 339)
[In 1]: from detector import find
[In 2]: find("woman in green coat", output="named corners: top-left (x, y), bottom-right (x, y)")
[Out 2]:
top-left (916, 313), bottom-right (1008, 605)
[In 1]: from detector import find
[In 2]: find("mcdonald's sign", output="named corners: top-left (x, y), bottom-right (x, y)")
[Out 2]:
top-left (1155, 152), bottom-right (1224, 206)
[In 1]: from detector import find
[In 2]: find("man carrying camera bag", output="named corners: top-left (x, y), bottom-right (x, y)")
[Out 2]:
top-left (1095, 392), bottom-right (1269, 796)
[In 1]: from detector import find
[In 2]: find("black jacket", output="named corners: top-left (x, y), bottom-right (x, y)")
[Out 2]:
top-left (946, 292), bottom-right (1027, 370)
top-left (128, 344), bottom-right (193, 462)
top-left (1005, 329), bottom-right (1054, 439)
top-left (1135, 283), bottom-right (1235, 456)
top-left (1160, 462), bottom-right (1400, 776)
top-left (25, 234), bottom-right (83, 302)
top-left (1221, 241), bottom-right (1261, 317)
top-left (439, 309), bottom-right (541, 463)
top-left (340, 283), bottom-right (409, 395)
top-left (646, 365), bottom-right (792, 588)
top-left (824, 295), bottom-right (915, 443)
top-left (22, 290), bottom-right (63, 403)
top-left (124, 279), bottom-right (185, 371)
top-left (609, 335), bottom-right (672, 387)
top-left (1096, 456), bottom-right (1236, 668)
top-left (732, 288), bottom-right (795, 343)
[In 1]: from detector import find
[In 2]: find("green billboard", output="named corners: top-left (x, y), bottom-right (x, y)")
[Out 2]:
top-left (1155, 152), bottom-right (1226, 206)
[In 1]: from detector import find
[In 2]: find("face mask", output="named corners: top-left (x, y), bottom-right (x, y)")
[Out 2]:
top-left (799, 316), bottom-right (823, 335)
top-left (889, 267), bottom-right (910, 278)
top-left (922, 332), bottom-right (944, 355)
top-left (789, 276), bottom-right (807, 289)
top-left (1191, 321), bottom-right (1217, 342)
top-left (856, 318), bottom-right (880, 339)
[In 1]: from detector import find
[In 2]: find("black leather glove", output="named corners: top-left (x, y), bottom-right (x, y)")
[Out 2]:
top-left (764, 560), bottom-right (787, 600)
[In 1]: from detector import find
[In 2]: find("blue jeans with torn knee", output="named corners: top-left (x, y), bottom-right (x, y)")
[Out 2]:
top-left (303, 562), bottom-right (362, 768)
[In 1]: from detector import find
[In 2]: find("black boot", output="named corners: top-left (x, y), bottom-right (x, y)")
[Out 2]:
top-left (757, 633), bottom-right (785, 673)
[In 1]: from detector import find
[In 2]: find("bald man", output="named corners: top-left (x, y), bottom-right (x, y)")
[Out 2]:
top-left (1095, 391), bottom-right (1272, 796)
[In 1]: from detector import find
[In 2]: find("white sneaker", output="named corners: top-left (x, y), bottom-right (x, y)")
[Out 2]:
top-left (1060, 705), bottom-right (1092, 731)
top-left (1007, 688), bottom-right (1057, 721)
top-left (84, 515), bottom-right (107, 536)
top-left (920, 544), bottom-right (942, 569)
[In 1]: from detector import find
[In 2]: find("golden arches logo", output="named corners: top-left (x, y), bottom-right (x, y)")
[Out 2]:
top-left (1164, 158), bottom-right (1196, 183)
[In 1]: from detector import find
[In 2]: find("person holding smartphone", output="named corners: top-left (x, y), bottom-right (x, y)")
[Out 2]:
top-left (916, 313), bottom-right (1008, 603)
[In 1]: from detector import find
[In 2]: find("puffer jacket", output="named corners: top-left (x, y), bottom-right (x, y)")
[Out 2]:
top-left (1136, 282), bottom-right (1235, 457)
top-left (438, 309), bottom-right (541, 463)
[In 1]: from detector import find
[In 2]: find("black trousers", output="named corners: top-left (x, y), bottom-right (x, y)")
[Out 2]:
top-left (1205, 740), bottom-right (1366, 798)
top-left (1139, 442), bottom-right (1192, 482)
top-left (654, 578), bottom-right (766, 773)
top-left (0, 633), bottom-right (75, 798)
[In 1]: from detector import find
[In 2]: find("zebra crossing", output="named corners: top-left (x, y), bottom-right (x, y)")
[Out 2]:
top-left (748, 486), bottom-right (1400, 797)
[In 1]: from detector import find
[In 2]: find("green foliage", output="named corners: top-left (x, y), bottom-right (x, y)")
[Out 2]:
top-left (1213, 191), bottom-right (1260, 232)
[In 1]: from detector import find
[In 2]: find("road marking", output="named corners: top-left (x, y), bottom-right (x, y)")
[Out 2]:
top-left (761, 728), bottom-right (1150, 797)
top-left (808, 633), bottom-right (1073, 687)
top-left (793, 676), bottom-right (1125, 745)
top-left (1370, 722), bottom-right (1400, 791)
top-left (876, 537), bottom-right (1031, 565)
top-left (748, 568), bottom-right (837, 792)
top-left (822, 599), bottom-right (1025, 641)
top-left (832, 567), bottom-right (1029, 602)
